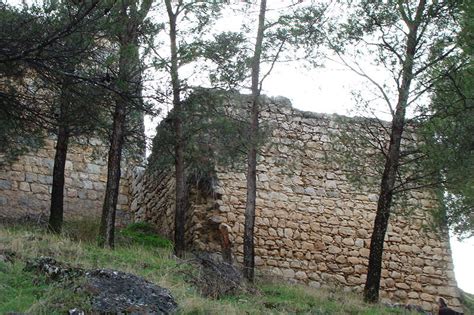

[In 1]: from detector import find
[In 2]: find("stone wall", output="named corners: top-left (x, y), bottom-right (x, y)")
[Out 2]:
top-left (0, 137), bottom-right (132, 224)
top-left (135, 97), bottom-right (461, 312)
top-left (131, 167), bottom-right (217, 246)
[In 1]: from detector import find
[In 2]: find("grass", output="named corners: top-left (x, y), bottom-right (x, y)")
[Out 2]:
top-left (0, 222), bottom-right (428, 314)
top-left (119, 222), bottom-right (173, 248)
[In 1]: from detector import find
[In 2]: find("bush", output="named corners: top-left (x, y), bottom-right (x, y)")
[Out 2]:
top-left (119, 222), bottom-right (172, 249)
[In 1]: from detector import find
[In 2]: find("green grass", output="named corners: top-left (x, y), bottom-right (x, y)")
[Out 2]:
top-left (0, 223), bottom-right (434, 314)
top-left (119, 222), bottom-right (173, 248)
top-left (0, 261), bottom-right (48, 313)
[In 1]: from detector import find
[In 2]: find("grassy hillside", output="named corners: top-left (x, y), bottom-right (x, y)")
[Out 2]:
top-left (0, 221), bottom-right (430, 314)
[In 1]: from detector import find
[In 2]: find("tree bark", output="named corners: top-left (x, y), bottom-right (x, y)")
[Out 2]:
top-left (243, 0), bottom-right (266, 282)
top-left (97, 0), bottom-right (150, 248)
top-left (99, 98), bottom-right (126, 248)
top-left (99, 4), bottom-right (134, 248)
top-left (165, 0), bottom-right (187, 257)
top-left (48, 120), bottom-right (69, 234)
top-left (363, 0), bottom-right (425, 303)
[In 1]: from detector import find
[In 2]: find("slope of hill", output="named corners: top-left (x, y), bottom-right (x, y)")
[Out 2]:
top-left (0, 221), bottom-right (453, 314)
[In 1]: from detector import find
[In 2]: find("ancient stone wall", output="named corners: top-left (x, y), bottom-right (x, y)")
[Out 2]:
top-left (131, 168), bottom-right (175, 239)
top-left (135, 97), bottom-right (461, 312)
top-left (131, 167), bottom-right (217, 246)
top-left (0, 137), bottom-right (132, 224)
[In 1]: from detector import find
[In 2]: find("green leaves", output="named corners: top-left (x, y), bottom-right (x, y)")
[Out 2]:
top-left (202, 32), bottom-right (251, 88)
top-left (149, 89), bottom-right (248, 175)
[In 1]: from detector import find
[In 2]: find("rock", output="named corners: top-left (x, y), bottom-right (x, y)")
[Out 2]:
top-left (25, 257), bottom-right (177, 314)
top-left (85, 269), bottom-right (177, 314)
top-left (68, 308), bottom-right (85, 315)
top-left (24, 257), bottom-right (84, 280)
top-left (0, 179), bottom-right (12, 190)
top-left (382, 302), bottom-right (430, 315)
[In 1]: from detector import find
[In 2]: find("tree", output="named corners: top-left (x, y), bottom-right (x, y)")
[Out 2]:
top-left (44, 2), bottom-right (115, 234)
top-left (98, 0), bottom-right (152, 248)
top-left (239, 0), bottom-right (329, 282)
top-left (153, 0), bottom-right (224, 257)
top-left (0, 1), bottom-right (113, 233)
top-left (331, 0), bottom-right (462, 303)
top-left (0, 0), bottom-right (104, 163)
top-left (420, 0), bottom-right (474, 239)
top-left (241, 0), bottom-right (267, 283)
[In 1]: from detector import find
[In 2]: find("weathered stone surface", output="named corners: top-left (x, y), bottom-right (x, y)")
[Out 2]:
top-left (0, 136), bottom-right (134, 225)
top-left (0, 179), bottom-right (12, 189)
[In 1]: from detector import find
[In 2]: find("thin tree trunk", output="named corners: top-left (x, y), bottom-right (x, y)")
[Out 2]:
top-left (48, 121), bottom-right (69, 234)
top-left (243, 0), bottom-right (266, 282)
top-left (99, 98), bottom-right (126, 248)
top-left (363, 0), bottom-right (425, 302)
top-left (98, 0), bottom-right (149, 249)
top-left (165, 0), bottom-right (186, 257)
top-left (99, 11), bottom-right (133, 248)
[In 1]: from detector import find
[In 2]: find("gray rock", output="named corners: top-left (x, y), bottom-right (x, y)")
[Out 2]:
top-left (0, 179), bottom-right (12, 190)
top-left (85, 269), bottom-right (177, 314)
top-left (86, 164), bottom-right (101, 174)
top-left (25, 257), bottom-right (178, 314)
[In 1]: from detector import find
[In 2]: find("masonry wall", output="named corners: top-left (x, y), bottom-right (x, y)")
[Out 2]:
top-left (133, 97), bottom-right (461, 312)
top-left (0, 137), bottom-right (132, 224)
top-left (131, 167), bottom-right (218, 246)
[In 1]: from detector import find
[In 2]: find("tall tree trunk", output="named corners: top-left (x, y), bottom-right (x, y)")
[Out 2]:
top-left (165, 0), bottom-right (186, 257)
top-left (98, 0), bottom-right (149, 248)
top-left (48, 120), bottom-right (69, 234)
top-left (99, 14), bottom-right (133, 248)
top-left (243, 0), bottom-right (266, 282)
top-left (363, 0), bottom-right (425, 302)
top-left (99, 99), bottom-right (126, 248)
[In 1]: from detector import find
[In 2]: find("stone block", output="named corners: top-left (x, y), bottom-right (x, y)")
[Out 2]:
top-left (339, 227), bottom-right (354, 236)
top-left (83, 180), bottom-right (93, 189)
top-left (282, 269), bottom-right (295, 279)
top-left (87, 190), bottom-right (98, 200)
top-left (295, 271), bottom-right (307, 280)
top-left (38, 175), bottom-right (53, 185)
top-left (19, 182), bottom-right (30, 192)
top-left (118, 194), bottom-right (129, 205)
top-left (359, 248), bottom-right (370, 257)
top-left (328, 246), bottom-right (342, 254)
top-left (86, 163), bottom-right (102, 174)
top-left (31, 183), bottom-right (49, 194)
top-left (0, 179), bottom-right (12, 190)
